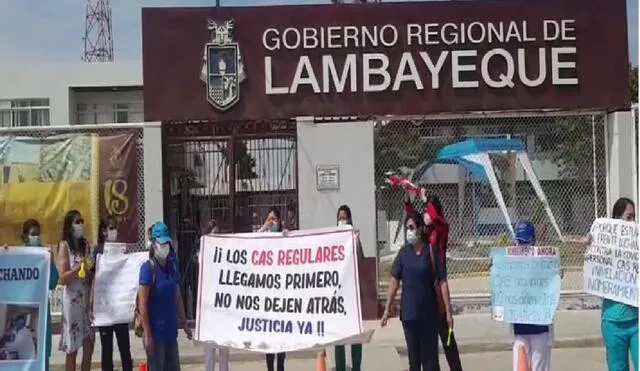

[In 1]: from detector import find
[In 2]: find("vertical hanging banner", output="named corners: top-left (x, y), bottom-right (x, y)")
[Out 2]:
top-left (583, 218), bottom-right (638, 307)
top-left (0, 247), bottom-right (50, 371)
top-left (196, 227), bottom-right (372, 352)
top-left (97, 133), bottom-right (140, 244)
top-left (0, 132), bottom-right (140, 245)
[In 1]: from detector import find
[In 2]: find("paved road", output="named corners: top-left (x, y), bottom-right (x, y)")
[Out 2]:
top-left (178, 347), bottom-right (606, 371)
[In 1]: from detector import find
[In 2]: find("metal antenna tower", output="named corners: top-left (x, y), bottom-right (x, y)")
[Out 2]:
top-left (83, 0), bottom-right (114, 62)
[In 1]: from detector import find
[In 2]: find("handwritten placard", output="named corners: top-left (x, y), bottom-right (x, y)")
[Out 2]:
top-left (92, 251), bottom-right (148, 326)
top-left (196, 227), bottom-right (367, 353)
top-left (583, 218), bottom-right (639, 307)
top-left (491, 246), bottom-right (561, 325)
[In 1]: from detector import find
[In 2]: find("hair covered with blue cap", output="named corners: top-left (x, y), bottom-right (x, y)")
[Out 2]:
top-left (515, 220), bottom-right (535, 245)
top-left (151, 221), bottom-right (172, 244)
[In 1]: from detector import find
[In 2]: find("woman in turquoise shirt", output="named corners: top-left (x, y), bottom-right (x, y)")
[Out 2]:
top-left (600, 198), bottom-right (638, 371)
top-left (22, 219), bottom-right (60, 371)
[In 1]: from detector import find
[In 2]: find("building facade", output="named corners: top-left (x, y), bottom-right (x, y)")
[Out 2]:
top-left (0, 61), bottom-right (142, 127)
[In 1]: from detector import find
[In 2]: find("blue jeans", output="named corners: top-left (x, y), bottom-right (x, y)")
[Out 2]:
top-left (602, 319), bottom-right (639, 371)
top-left (146, 338), bottom-right (181, 371)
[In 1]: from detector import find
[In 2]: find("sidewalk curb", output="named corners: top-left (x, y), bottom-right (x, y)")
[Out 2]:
top-left (50, 337), bottom-right (603, 369)
top-left (396, 337), bottom-right (603, 355)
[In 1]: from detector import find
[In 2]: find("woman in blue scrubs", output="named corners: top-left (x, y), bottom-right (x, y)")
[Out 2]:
top-left (381, 211), bottom-right (454, 371)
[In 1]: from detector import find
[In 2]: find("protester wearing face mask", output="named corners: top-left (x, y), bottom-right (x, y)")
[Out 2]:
top-left (2, 315), bottom-right (35, 360)
top-left (404, 188), bottom-right (462, 371)
top-left (56, 210), bottom-right (94, 371)
top-left (258, 208), bottom-right (288, 371)
top-left (598, 198), bottom-right (638, 371)
top-left (138, 222), bottom-right (192, 371)
top-left (90, 218), bottom-right (133, 371)
top-left (21, 219), bottom-right (59, 369)
top-left (382, 211), bottom-right (453, 371)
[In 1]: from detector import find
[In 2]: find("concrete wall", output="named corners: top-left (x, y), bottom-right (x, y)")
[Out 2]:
top-left (0, 61), bottom-right (142, 125)
top-left (606, 110), bottom-right (638, 209)
top-left (143, 123), bottom-right (164, 230)
top-left (296, 118), bottom-right (377, 258)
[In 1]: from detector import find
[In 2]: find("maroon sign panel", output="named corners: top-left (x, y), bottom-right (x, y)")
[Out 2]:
top-left (98, 133), bottom-right (139, 244)
top-left (142, 0), bottom-right (630, 122)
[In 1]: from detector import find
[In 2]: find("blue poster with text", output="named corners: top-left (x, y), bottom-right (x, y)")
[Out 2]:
top-left (490, 246), bottom-right (561, 325)
top-left (0, 247), bottom-right (50, 371)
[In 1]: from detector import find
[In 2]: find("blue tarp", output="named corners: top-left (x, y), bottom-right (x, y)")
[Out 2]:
top-left (435, 138), bottom-right (526, 163)
top-left (414, 138), bottom-right (526, 182)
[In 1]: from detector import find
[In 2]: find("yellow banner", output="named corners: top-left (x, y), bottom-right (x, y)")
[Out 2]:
top-left (0, 134), bottom-right (100, 245)
top-left (0, 182), bottom-right (94, 245)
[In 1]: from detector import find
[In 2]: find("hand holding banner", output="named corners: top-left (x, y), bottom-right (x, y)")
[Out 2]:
top-left (583, 218), bottom-right (638, 307)
top-left (196, 227), bottom-right (367, 353)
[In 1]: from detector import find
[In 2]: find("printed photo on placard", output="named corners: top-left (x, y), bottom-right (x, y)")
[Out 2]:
top-left (0, 303), bottom-right (40, 362)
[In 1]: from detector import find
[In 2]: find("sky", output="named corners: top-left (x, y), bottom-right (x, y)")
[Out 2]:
top-left (0, 0), bottom-right (637, 65)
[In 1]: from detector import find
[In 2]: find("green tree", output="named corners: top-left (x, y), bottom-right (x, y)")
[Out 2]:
top-left (374, 121), bottom-right (441, 187)
top-left (553, 64), bottom-right (637, 184)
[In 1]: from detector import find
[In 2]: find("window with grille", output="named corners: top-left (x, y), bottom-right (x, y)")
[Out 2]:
top-left (113, 103), bottom-right (130, 123)
top-left (0, 98), bottom-right (50, 127)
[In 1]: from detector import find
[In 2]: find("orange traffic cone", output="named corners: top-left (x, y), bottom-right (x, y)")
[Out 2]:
top-left (138, 363), bottom-right (148, 371)
top-left (316, 350), bottom-right (327, 371)
top-left (516, 344), bottom-right (531, 371)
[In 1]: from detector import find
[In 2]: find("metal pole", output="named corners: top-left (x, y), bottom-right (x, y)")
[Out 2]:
top-left (216, 0), bottom-right (220, 7)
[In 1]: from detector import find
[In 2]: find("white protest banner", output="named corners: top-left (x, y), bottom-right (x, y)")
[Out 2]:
top-left (92, 252), bottom-right (148, 326)
top-left (195, 226), bottom-right (367, 353)
top-left (583, 218), bottom-right (639, 307)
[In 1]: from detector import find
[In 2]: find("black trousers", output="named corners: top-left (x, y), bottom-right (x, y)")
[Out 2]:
top-left (265, 352), bottom-right (286, 371)
top-left (437, 315), bottom-right (463, 371)
top-left (402, 320), bottom-right (439, 371)
top-left (99, 323), bottom-right (133, 371)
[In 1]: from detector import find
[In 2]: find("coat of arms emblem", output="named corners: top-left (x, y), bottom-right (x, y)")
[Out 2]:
top-left (200, 19), bottom-right (246, 111)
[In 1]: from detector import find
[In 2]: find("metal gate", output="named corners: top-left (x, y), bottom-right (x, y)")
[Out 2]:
top-left (162, 120), bottom-right (298, 318)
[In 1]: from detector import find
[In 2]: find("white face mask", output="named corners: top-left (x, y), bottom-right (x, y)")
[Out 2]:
top-left (406, 229), bottom-right (418, 245)
top-left (26, 235), bottom-right (41, 247)
top-left (72, 224), bottom-right (84, 239)
top-left (338, 220), bottom-right (348, 226)
top-left (424, 214), bottom-right (432, 225)
top-left (154, 243), bottom-right (171, 261)
top-left (146, 240), bottom-right (153, 249)
top-left (106, 229), bottom-right (117, 242)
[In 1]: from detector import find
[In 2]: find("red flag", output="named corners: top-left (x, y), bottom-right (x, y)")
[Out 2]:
top-left (387, 176), bottom-right (419, 195)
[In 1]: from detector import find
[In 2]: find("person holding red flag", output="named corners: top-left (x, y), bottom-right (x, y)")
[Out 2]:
top-left (404, 187), bottom-right (463, 371)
